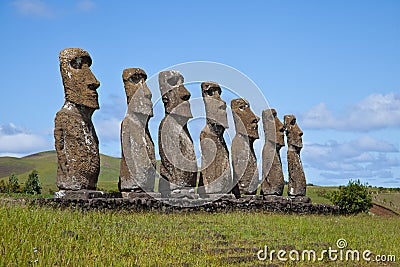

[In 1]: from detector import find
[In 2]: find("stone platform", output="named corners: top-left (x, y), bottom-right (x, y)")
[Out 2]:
top-left (32, 195), bottom-right (338, 214)
top-left (54, 190), bottom-right (122, 199)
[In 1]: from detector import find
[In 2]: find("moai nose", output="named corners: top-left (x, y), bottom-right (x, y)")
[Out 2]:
top-left (83, 65), bottom-right (100, 90)
top-left (142, 83), bottom-right (152, 99)
top-left (180, 85), bottom-right (191, 101)
top-left (253, 115), bottom-right (260, 124)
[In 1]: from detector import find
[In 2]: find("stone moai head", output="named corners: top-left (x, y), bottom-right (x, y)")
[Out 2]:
top-left (59, 48), bottom-right (100, 109)
top-left (284, 115), bottom-right (303, 149)
top-left (159, 70), bottom-right (192, 120)
top-left (231, 98), bottom-right (260, 140)
top-left (122, 68), bottom-right (153, 117)
top-left (201, 81), bottom-right (229, 129)
top-left (262, 109), bottom-right (285, 148)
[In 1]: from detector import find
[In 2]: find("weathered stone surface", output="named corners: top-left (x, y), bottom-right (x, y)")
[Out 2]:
top-left (261, 109), bottom-right (285, 196)
top-left (199, 82), bottom-right (232, 194)
top-left (32, 196), bottom-right (338, 214)
top-left (158, 70), bottom-right (197, 196)
top-left (55, 48), bottom-right (100, 190)
top-left (231, 98), bottom-right (260, 197)
top-left (119, 68), bottom-right (156, 193)
top-left (284, 114), bottom-right (306, 196)
top-left (121, 192), bottom-right (161, 199)
top-left (54, 190), bottom-right (122, 199)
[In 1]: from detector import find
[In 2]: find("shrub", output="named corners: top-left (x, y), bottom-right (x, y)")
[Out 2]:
top-left (8, 173), bottom-right (20, 193)
top-left (330, 179), bottom-right (372, 214)
top-left (0, 179), bottom-right (7, 193)
top-left (24, 170), bottom-right (42, 195)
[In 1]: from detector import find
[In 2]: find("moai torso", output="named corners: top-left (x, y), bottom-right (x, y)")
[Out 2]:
top-left (199, 82), bottom-right (231, 194)
top-left (231, 98), bottom-right (260, 196)
top-left (284, 114), bottom-right (306, 196)
top-left (55, 48), bottom-right (100, 190)
top-left (158, 70), bottom-right (197, 194)
top-left (261, 109), bottom-right (285, 196)
top-left (119, 68), bottom-right (156, 192)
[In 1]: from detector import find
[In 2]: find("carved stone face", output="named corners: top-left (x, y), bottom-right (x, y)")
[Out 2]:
top-left (59, 48), bottom-right (100, 109)
top-left (159, 70), bottom-right (192, 120)
top-left (201, 81), bottom-right (228, 129)
top-left (262, 109), bottom-right (284, 147)
top-left (231, 98), bottom-right (260, 139)
top-left (123, 68), bottom-right (153, 117)
top-left (284, 114), bottom-right (303, 148)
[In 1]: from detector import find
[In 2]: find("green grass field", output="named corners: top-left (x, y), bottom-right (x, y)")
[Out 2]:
top-left (1, 152), bottom-right (399, 266)
top-left (0, 202), bottom-right (399, 266)
top-left (0, 151), bottom-right (121, 192)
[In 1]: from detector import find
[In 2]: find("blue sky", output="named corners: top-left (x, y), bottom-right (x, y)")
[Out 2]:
top-left (0, 0), bottom-right (399, 187)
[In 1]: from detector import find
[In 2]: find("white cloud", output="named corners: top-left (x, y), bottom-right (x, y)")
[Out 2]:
top-left (301, 93), bottom-right (400, 131)
top-left (76, 0), bottom-right (96, 12)
top-left (12, 0), bottom-right (55, 18)
top-left (94, 118), bottom-right (121, 142)
top-left (301, 136), bottom-right (399, 185)
top-left (0, 123), bottom-right (51, 156)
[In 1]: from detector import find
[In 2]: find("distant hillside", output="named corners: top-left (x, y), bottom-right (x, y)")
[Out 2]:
top-left (0, 151), bottom-right (121, 192)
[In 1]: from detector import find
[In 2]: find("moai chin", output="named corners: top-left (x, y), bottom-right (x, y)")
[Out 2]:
top-left (199, 81), bottom-right (232, 194)
top-left (119, 68), bottom-right (156, 193)
top-left (54, 48), bottom-right (100, 190)
top-left (158, 70), bottom-right (197, 196)
top-left (261, 109), bottom-right (285, 196)
top-left (231, 98), bottom-right (260, 197)
top-left (284, 114), bottom-right (306, 196)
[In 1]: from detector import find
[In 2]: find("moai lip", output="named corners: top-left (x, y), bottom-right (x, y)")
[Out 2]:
top-left (231, 98), bottom-right (260, 197)
top-left (199, 81), bottom-right (232, 195)
top-left (55, 48), bottom-right (100, 190)
top-left (261, 109), bottom-right (285, 196)
top-left (284, 114), bottom-right (306, 196)
top-left (119, 68), bottom-right (156, 194)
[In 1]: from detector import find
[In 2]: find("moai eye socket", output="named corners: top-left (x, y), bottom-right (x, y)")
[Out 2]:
top-left (167, 76), bottom-right (179, 86)
top-left (128, 74), bottom-right (141, 84)
top-left (291, 118), bottom-right (296, 125)
top-left (206, 87), bottom-right (222, 97)
top-left (239, 105), bottom-right (245, 111)
top-left (70, 56), bottom-right (92, 69)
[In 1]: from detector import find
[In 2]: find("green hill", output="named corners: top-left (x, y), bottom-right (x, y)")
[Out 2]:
top-left (0, 151), bottom-right (121, 193)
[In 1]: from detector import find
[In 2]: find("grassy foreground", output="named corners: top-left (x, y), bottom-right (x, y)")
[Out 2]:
top-left (1, 203), bottom-right (399, 266)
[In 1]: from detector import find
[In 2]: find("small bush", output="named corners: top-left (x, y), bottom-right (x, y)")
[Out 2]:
top-left (330, 179), bottom-right (372, 214)
top-left (8, 173), bottom-right (20, 193)
top-left (0, 179), bottom-right (7, 193)
top-left (24, 170), bottom-right (42, 195)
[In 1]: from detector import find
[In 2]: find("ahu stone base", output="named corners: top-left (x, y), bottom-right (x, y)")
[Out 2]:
top-left (33, 195), bottom-right (338, 214)
top-left (54, 190), bottom-right (122, 199)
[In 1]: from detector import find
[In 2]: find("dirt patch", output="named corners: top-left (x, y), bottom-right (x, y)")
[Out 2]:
top-left (370, 204), bottom-right (399, 217)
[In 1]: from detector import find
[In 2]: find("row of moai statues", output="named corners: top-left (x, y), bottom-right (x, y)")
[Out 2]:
top-left (54, 48), bottom-right (306, 198)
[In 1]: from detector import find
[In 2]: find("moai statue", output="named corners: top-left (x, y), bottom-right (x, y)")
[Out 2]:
top-left (158, 70), bottom-right (197, 196)
top-left (284, 115), bottom-right (306, 196)
top-left (231, 98), bottom-right (260, 197)
top-left (199, 82), bottom-right (231, 195)
top-left (261, 109), bottom-right (285, 196)
top-left (54, 48), bottom-right (100, 190)
top-left (119, 68), bottom-right (156, 193)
